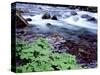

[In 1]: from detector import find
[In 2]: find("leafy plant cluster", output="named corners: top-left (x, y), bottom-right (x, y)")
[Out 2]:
top-left (16, 37), bottom-right (80, 73)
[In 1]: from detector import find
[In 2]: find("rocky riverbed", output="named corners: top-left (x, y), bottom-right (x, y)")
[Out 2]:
top-left (13, 2), bottom-right (97, 68)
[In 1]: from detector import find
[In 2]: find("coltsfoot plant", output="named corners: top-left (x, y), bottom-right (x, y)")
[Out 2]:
top-left (16, 37), bottom-right (80, 73)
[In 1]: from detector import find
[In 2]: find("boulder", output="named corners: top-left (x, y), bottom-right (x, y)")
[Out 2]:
top-left (26, 18), bottom-right (32, 21)
top-left (81, 14), bottom-right (97, 23)
top-left (87, 17), bottom-right (97, 23)
top-left (42, 13), bottom-right (51, 19)
top-left (51, 15), bottom-right (58, 20)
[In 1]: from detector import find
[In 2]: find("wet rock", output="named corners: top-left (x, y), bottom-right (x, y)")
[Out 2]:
top-left (51, 15), bottom-right (58, 20)
top-left (39, 7), bottom-right (42, 10)
top-left (26, 18), bottom-right (32, 21)
top-left (42, 13), bottom-right (51, 19)
top-left (87, 17), bottom-right (97, 23)
top-left (81, 14), bottom-right (91, 19)
top-left (81, 14), bottom-right (97, 23)
top-left (70, 11), bottom-right (77, 15)
top-left (46, 23), bottom-right (59, 29)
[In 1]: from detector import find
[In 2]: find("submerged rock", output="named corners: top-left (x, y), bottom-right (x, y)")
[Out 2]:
top-left (46, 23), bottom-right (52, 26)
top-left (70, 11), bottom-right (77, 15)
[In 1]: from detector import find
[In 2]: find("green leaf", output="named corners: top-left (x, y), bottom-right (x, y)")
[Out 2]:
top-left (16, 37), bottom-right (80, 72)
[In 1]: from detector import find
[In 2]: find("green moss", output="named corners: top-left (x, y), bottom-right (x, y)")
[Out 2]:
top-left (16, 37), bottom-right (80, 72)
